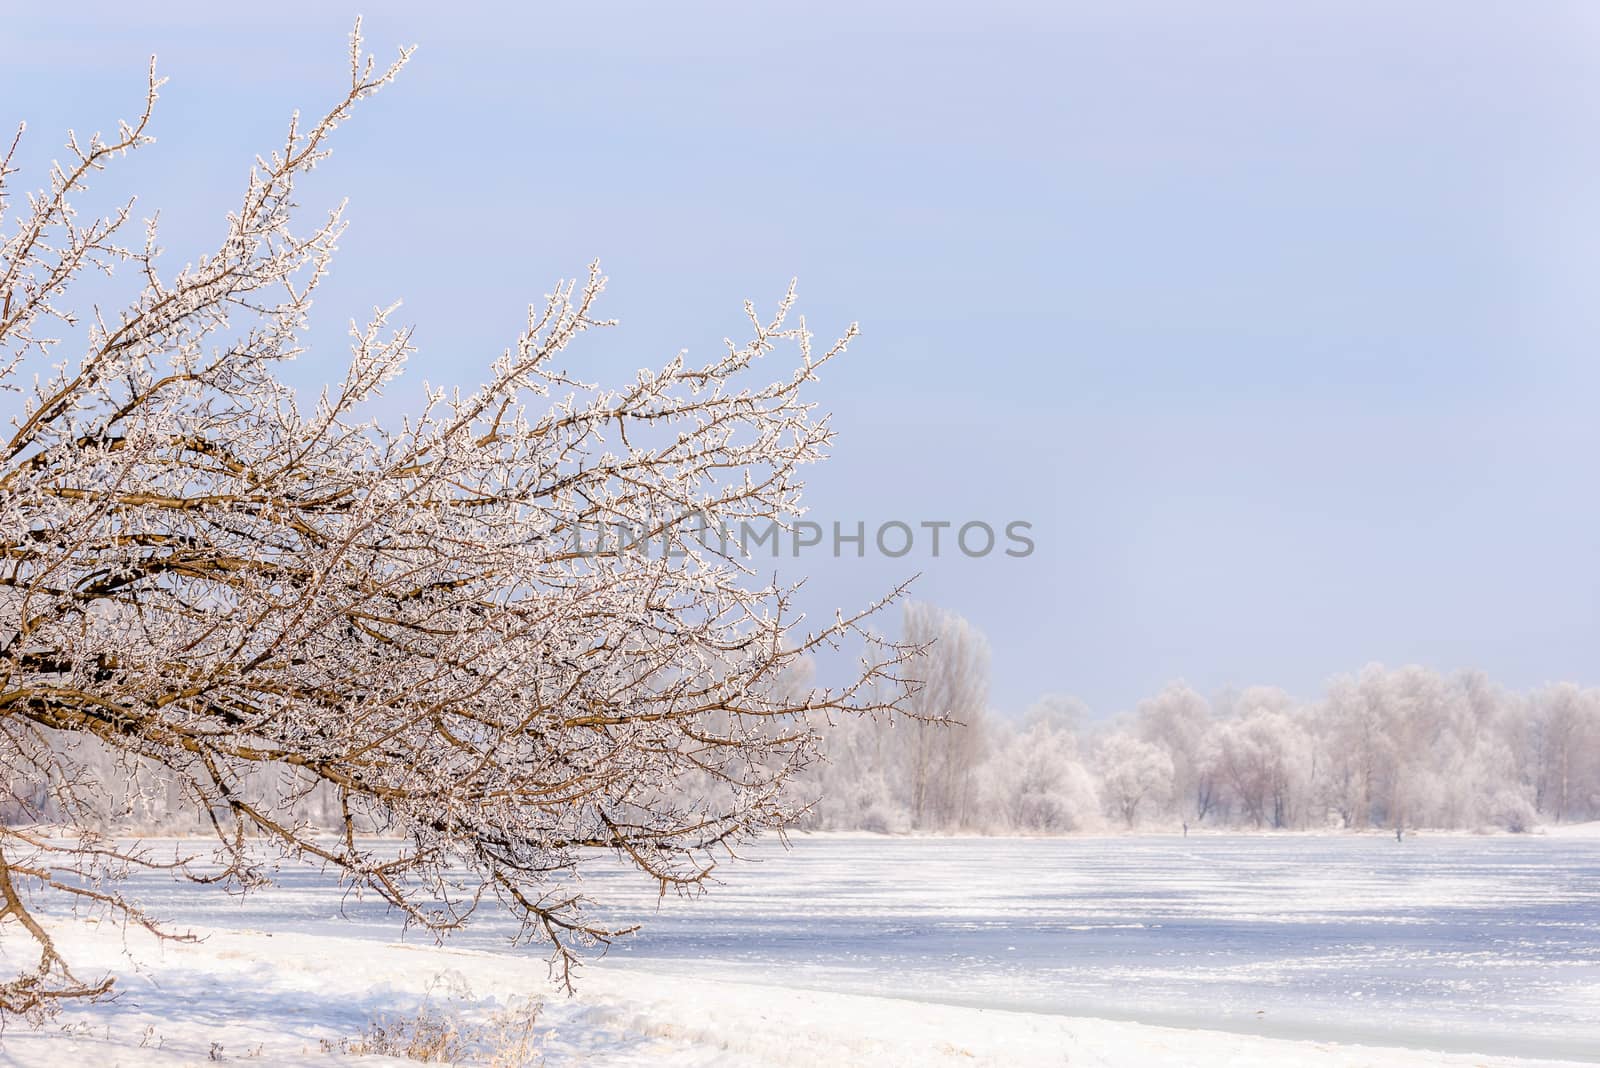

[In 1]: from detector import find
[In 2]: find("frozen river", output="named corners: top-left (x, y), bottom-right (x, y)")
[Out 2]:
top-left (105, 833), bottom-right (1600, 1061)
top-left (581, 833), bottom-right (1600, 1061)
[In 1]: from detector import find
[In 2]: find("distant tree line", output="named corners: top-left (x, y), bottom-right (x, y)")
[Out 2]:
top-left (801, 604), bottom-right (1598, 834)
top-left (7, 602), bottom-right (1594, 838)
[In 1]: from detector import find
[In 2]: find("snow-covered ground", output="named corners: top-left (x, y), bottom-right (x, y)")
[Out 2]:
top-left (3, 833), bottom-right (1597, 1066)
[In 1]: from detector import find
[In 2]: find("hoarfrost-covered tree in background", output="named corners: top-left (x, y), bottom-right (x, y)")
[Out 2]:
top-left (1134, 683), bottom-right (1213, 823)
top-left (1322, 666), bottom-right (1393, 830)
top-left (1526, 683), bottom-right (1600, 823)
top-left (1096, 735), bottom-right (1173, 829)
top-left (801, 605), bottom-right (997, 834)
top-left (0, 26), bottom-right (910, 1015)
top-left (1203, 689), bottom-right (1308, 830)
top-left (990, 707), bottom-right (1100, 832)
top-left (899, 602), bottom-right (990, 829)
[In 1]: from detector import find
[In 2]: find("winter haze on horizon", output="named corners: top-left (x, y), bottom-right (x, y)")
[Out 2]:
top-left (4, 1), bottom-right (1599, 716)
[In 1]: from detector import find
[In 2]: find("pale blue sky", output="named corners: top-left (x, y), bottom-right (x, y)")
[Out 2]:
top-left (6, 3), bottom-right (1599, 715)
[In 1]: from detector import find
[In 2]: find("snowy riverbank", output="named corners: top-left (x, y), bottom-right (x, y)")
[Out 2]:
top-left (3, 833), bottom-right (1596, 1065)
top-left (2, 917), bottom-right (1590, 1068)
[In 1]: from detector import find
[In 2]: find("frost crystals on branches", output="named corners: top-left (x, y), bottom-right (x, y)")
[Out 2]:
top-left (0, 21), bottom-right (909, 1014)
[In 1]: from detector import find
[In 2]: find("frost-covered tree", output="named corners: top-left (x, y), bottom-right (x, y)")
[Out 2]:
top-left (1526, 683), bottom-right (1600, 822)
top-left (1311, 665), bottom-right (1559, 833)
top-left (795, 639), bottom-right (913, 834)
top-left (0, 27), bottom-right (908, 1014)
top-left (1321, 666), bottom-right (1394, 829)
top-left (987, 713), bottom-right (1100, 832)
top-left (1204, 689), bottom-right (1309, 830)
top-left (1134, 683), bottom-right (1213, 822)
top-left (898, 602), bottom-right (990, 830)
top-left (1096, 735), bottom-right (1173, 829)
top-left (798, 606), bottom-right (1000, 834)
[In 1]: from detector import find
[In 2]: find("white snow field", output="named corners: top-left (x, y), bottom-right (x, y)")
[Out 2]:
top-left (3, 832), bottom-right (1597, 1066)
